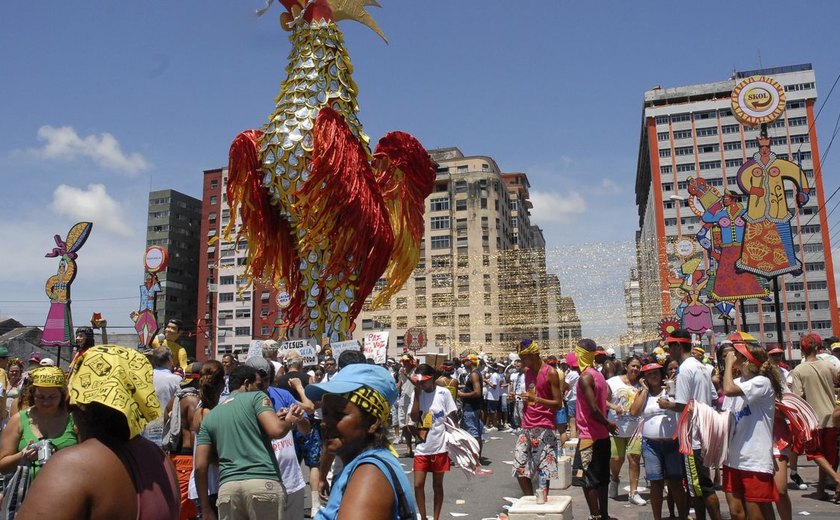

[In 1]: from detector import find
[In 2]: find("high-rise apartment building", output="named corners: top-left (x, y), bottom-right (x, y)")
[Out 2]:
top-left (352, 147), bottom-right (580, 356)
top-left (196, 168), bottom-right (312, 361)
top-left (634, 64), bottom-right (838, 348)
top-left (146, 189), bottom-right (202, 355)
top-left (621, 267), bottom-right (643, 355)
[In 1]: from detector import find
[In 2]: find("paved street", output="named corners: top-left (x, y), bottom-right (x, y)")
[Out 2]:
top-left (379, 429), bottom-right (840, 520)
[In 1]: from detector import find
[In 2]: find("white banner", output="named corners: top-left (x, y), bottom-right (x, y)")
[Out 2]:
top-left (330, 340), bottom-right (361, 360)
top-left (363, 331), bottom-right (389, 364)
top-left (280, 340), bottom-right (318, 366)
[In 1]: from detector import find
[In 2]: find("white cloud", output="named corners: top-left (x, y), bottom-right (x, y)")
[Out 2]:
top-left (49, 184), bottom-right (133, 237)
top-left (29, 126), bottom-right (149, 174)
top-left (529, 190), bottom-right (587, 224)
top-left (600, 178), bottom-right (621, 194)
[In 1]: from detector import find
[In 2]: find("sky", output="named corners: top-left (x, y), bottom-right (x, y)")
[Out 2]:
top-left (3, 1), bottom-right (840, 343)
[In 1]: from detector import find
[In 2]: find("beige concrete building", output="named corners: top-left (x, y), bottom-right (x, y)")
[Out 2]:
top-left (352, 147), bottom-right (581, 357)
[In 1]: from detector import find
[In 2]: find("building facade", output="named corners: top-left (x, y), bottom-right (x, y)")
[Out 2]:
top-left (352, 147), bottom-right (580, 357)
top-left (634, 64), bottom-right (839, 349)
top-left (146, 189), bottom-right (202, 356)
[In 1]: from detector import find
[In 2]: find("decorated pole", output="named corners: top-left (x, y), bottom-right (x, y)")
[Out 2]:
top-left (41, 222), bottom-right (93, 351)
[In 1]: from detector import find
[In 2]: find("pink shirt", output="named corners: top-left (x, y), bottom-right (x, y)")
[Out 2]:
top-left (576, 368), bottom-right (609, 440)
top-left (521, 363), bottom-right (556, 429)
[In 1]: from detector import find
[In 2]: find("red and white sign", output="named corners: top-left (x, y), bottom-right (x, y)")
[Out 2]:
top-left (403, 327), bottom-right (427, 351)
top-left (144, 246), bottom-right (169, 273)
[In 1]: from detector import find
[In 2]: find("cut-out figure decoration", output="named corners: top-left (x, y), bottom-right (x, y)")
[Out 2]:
top-left (736, 136), bottom-right (810, 277)
top-left (41, 222), bottom-right (93, 346)
top-left (132, 246), bottom-right (168, 347)
top-left (223, 0), bottom-right (435, 343)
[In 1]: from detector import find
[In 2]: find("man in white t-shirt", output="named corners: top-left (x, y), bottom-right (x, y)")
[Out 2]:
top-left (410, 365), bottom-right (458, 520)
top-left (658, 329), bottom-right (722, 520)
top-left (485, 367), bottom-right (502, 431)
top-left (508, 359), bottom-right (526, 429)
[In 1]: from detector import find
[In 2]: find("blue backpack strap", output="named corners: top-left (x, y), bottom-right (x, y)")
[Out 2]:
top-left (358, 453), bottom-right (413, 520)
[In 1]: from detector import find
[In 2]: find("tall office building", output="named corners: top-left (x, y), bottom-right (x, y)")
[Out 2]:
top-left (634, 64), bottom-right (839, 348)
top-left (196, 168), bottom-right (307, 361)
top-left (352, 147), bottom-right (580, 356)
top-left (146, 189), bottom-right (202, 355)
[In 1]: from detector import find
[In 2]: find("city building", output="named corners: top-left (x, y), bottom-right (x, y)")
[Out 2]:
top-left (620, 266), bottom-right (643, 355)
top-left (146, 189), bottom-right (202, 356)
top-left (195, 168), bottom-right (306, 361)
top-left (352, 147), bottom-right (581, 357)
top-left (634, 64), bottom-right (839, 349)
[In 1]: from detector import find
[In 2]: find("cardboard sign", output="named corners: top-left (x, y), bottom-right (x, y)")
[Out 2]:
top-left (330, 339), bottom-right (361, 360)
top-left (280, 340), bottom-right (318, 366)
top-left (246, 339), bottom-right (264, 360)
top-left (364, 331), bottom-right (389, 364)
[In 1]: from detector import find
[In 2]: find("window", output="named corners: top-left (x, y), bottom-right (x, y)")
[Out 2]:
top-left (485, 333), bottom-right (493, 344)
top-left (661, 182), bottom-right (673, 191)
top-left (655, 116), bottom-right (669, 125)
top-left (210, 196), bottom-right (218, 205)
top-left (485, 313), bottom-right (492, 324)
top-left (459, 334), bottom-right (471, 343)
top-left (234, 326), bottom-right (250, 336)
top-left (455, 199), bottom-right (467, 211)
top-left (721, 124), bottom-right (740, 134)
top-left (725, 159), bottom-right (742, 168)
top-left (657, 132), bottom-right (670, 141)
top-left (786, 282), bottom-right (804, 292)
top-left (430, 216), bottom-right (450, 230)
top-left (416, 315), bottom-right (427, 326)
top-left (219, 293), bottom-right (234, 302)
top-left (430, 198), bottom-right (449, 211)
top-left (210, 179), bottom-right (219, 189)
top-left (416, 296), bottom-right (426, 308)
top-left (659, 149), bottom-right (671, 158)
top-left (458, 314), bottom-right (470, 326)
top-left (696, 126), bottom-right (718, 137)
top-left (220, 276), bottom-right (234, 285)
top-left (787, 100), bottom-right (805, 109)
top-left (671, 113), bottom-right (691, 123)
top-left (674, 146), bottom-right (693, 156)
top-left (431, 255), bottom-right (451, 268)
top-left (396, 316), bottom-right (407, 328)
top-left (454, 180), bottom-right (468, 193)
top-left (787, 301), bottom-right (806, 311)
top-left (698, 144), bottom-right (719, 154)
top-left (432, 313), bottom-right (453, 326)
top-left (676, 163), bottom-right (695, 173)
top-left (396, 297), bottom-right (407, 309)
top-left (805, 261), bottom-right (825, 272)
top-left (235, 309), bottom-right (251, 319)
top-left (660, 165), bottom-right (672, 175)
top-left (810, 301), bottom-right (830, 310)
top-left (431, 274), bottom-right (452, 288)
top-left (808, 280), bottom-right (828, 291)
top-left (663, 200), bottom-right (674, 209)
top-left (723, 141), bottom-right (741, 151)
top-left (699, 160), bottom-right (721, 171)
top-left (430, 235), bottom-right (451, 249)
top-left (673, 130), bottom-right (692, 140)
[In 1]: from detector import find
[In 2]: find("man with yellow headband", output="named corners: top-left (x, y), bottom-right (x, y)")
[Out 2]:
top-left (571, 338), bottom-right (616, 520)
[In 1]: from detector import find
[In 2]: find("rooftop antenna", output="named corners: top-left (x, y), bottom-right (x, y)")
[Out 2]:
top-left (758, 49), bottom-right (763, 69)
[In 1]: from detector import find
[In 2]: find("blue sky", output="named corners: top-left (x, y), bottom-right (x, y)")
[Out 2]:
top-left (3, 1), bottom-right (840, 342)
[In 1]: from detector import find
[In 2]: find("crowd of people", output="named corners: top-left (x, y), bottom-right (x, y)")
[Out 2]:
top-left (1, 321), bottom-right (839, 520)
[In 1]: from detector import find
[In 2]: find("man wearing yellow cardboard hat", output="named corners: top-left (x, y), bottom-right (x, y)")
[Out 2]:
top-left (17, 345), bottom-right (181, 520)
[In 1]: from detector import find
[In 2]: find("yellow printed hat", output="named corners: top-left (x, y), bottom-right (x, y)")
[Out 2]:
top-left (30, 367), bottom-right (66, 388)
top-left (69, 345), bottom-right (161, 439)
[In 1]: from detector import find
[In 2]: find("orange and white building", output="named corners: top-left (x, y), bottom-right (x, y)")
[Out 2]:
top-left (634, 64), bottom-right (839, 349)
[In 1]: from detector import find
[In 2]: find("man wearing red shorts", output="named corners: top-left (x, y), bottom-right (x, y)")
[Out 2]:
top-left (790, 333), bottom-right (839, 499)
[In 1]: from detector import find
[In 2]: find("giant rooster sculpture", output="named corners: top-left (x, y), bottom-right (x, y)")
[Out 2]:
top-left (224, 0), bottom-right (435, 343)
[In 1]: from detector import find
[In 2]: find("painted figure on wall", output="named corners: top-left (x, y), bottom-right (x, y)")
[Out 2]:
top-left (736, 136), bottom-right (810, 277)
top-left (41, 222), bottom-right (93, 346)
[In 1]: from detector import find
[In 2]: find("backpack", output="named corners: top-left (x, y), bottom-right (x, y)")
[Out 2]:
top-left (162, 388), bottom-right (198, 453)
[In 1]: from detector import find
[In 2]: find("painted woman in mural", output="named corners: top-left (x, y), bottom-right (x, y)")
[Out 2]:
top-left (736, 136), bottom-right (810, 277)
top-left (687, 177), bottom-right (769, 301)
top-left (41, 222), bottom-right (93, 346)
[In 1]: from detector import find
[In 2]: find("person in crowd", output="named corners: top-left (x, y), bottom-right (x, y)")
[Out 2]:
top-left (195, 364), bottom-right (305, 520)
top-left (572, 338), bottom-right (617, 520)
top-left (305, 363), bottom-right (417, 520)
top-left (249, 356), bottom-right (312, 520)
top-left (409, 364), bottom-right (458, 520)
top-left (0, 366), bottom-right (77, 482)
top-left (339, 349), bottom-right (368, 369)
top-left (143, 347), bottom-right (183, 447)
top-left (4, 359), bottom-right (23, 426)
top-left (188, 360), bottom-right (226, 518)
top-left (69, 326), bottom-right (96, 371)
top-left (789, 333), bottom-right (840, 500)
top-left (551, 356), bottom-right (569, 446)
top-left (397, 353), bottom-right (417, 457)
top-left (153, 319), bottom-right (190, 370)
top-left (513, 339), bottom-right (562, 497)
top-left (435, 361), bottom-right (458, 403)
top-left (658, 329), bottom-right (722, 520)
top-left (220, 353), bottom-right (238, 402)
top-left (167, 362), bottom-right (201, 520)
top-left (263, 340), bottom-right (284, 378)
top-left (323, 357), bottom-right (338, 382)
top-left (16, 345), bottom-right (179, 520)
top-left (312, 366), bottom-right (325, 384)
top-left (508, 358), bottom-right (526, 430)
top-left (564, 353), bottom-right (580, 438)
top-left (721, 338), bottom-right (785, 520)
top-left (767, 347), bottom-right (790, 381)
top-left (630, 362), bottom-right (688, 520)
top-left (26, 352), bottom-right (42, 374)
top-left (606, 356), bottom-right (645, 505)
top-left (458, 354), bottom-right (484, 459)
top-left (484, 363), bottom-right (502, 431)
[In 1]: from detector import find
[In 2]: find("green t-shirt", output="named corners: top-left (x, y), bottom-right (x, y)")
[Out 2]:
top-left (197, 391), bottom-right (280, 485)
